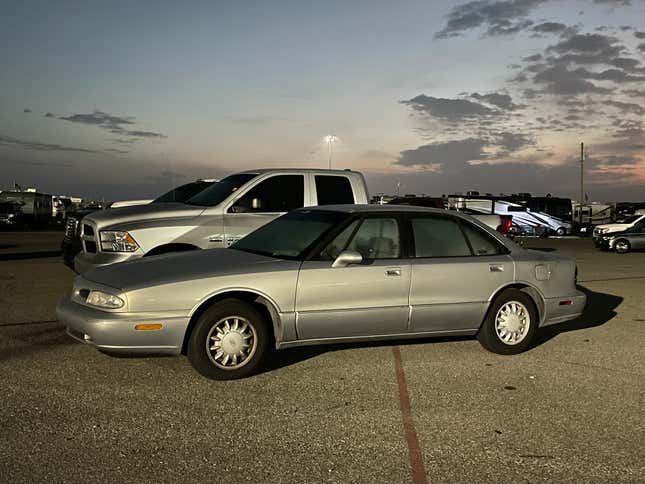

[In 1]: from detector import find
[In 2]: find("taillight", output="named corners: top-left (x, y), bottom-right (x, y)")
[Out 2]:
top-left (497, 215), bottom-right (513, 234)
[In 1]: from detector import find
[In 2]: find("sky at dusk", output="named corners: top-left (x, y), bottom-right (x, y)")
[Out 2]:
top-left (2, 0), bottom-right (645, 201)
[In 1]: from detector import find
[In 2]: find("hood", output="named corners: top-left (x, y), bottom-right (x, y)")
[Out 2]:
top-left (83, 248), bottom-right (295, 290)
top-left (86, 203), bottom-right (204, 230)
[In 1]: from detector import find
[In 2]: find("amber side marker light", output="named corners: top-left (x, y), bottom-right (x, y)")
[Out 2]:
top-left (559, 300), bottom-right (573, 306)
top-left (135, 324), bottom-right (163, 331)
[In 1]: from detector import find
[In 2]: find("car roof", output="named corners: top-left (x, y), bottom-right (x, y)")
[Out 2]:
top-left (238, 168), bottom-right (361, 175)
top-left (298, 204), bottom-right (450, 215)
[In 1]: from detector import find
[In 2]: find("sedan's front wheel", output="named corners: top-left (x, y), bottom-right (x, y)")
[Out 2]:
top-left (187, 299), bottom-right (270, 380)
top-left (477, 289), bottom-right (538, 355)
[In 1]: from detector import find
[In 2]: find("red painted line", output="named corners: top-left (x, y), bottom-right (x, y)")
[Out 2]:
top-left (392, 346), bottom-right (428, 484)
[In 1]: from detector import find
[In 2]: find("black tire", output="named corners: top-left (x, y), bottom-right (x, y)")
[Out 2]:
top-left (477, 289), bottom-right (538, 355)
top-left (187, 299), bottom-right (270, 380)
top-left (614, 238), bottom-right (631, 254)
top-left (556, 227), bottom-right (566, 236)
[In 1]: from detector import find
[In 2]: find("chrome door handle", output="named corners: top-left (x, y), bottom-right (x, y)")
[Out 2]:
top-left (489, 264), bottom-right (504, 272)
top-left (385, 268), bottom-right (402, 277)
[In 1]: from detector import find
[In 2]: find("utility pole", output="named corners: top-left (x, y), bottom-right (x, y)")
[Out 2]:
top-left (579, 142), bottom-right (584, 226)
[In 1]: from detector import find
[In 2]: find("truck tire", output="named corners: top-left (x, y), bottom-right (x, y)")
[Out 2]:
top-left (187, 299), bottom-right (270, 380)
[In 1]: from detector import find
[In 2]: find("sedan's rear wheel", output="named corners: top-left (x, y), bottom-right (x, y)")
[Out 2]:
top-left (187, 299), bottom-right (270, 380)
top-left (477, 289), bottom-right (538, 355)
top-left (614, 239), bottom-right (631, 254)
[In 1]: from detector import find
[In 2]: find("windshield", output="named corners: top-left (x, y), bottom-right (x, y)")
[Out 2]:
top-left (185, 174), bottom-right (257, 207)
top-left (617, 214), bottom-right (641, 224)
top-left (232, 210), bottom-right (347, 260)
top-left (152, 181), bottom-right (215, 203)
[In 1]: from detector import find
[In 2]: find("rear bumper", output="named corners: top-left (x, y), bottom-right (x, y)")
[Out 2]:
top-left (541, 291), bottom-right (586, 327)
top-left (56, 296), bottom-right (188, 355)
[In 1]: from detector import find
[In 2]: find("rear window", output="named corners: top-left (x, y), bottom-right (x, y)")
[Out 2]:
top-left (315, 175), bottom-right (354, 205)
top-left (461, 223), bottom-right (504, 256)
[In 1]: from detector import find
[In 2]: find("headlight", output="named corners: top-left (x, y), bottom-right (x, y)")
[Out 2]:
top-left (100, 231), bottom-right (139, 252)
top-left (86, 290), bottom-right (124, 309)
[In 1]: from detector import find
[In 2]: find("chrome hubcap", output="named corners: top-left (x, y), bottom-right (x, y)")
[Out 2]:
top-left (616, 241), bottom-right (628, 251)
top-left (206, 316), bottom-right (257, 369)
top-left (495, 301), bottom-right (530, 345)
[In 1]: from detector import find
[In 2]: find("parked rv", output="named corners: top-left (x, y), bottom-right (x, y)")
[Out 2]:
top-left (448, 195), bottom-right (572, 236)
top-left (0, 190), bottom-right (52, 224)
top-left (573, 202), bottom-right (615, 235)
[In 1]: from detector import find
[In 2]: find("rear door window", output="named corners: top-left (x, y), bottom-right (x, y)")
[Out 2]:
top-left (411, 217), bottom-right (471, 258)
top-left (314, 175), bottom-right (355, 205)
top-left (461, 223), bottom-right (504, 256)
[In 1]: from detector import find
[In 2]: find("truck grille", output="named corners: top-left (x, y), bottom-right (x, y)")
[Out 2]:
top-left (81, 221), bottom-right (98, 253)
top-left (64, 217), bottom-right (79, 240)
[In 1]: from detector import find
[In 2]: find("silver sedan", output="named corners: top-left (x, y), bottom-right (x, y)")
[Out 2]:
top-left (56, 205), bottom-right (586, 379)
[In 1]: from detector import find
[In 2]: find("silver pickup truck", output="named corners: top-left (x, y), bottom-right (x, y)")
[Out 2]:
top-left (74, 169), bottom-right (369, 273)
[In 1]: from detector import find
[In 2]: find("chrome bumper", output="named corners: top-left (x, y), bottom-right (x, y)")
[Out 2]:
top-left (56, 296), bottom-right (188, 355)
top-left (541, 290), bottom-right (586, 327)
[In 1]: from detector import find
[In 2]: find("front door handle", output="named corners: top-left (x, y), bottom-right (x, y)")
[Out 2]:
top-left (385, 268), bottom-right (402, 277)
top-left (489, 264), bottom-right (504, 272)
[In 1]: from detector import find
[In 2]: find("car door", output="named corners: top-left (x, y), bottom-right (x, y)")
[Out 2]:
top-left (626, 221), bottom-right (645, 249)
top-left (295, 215), bottom-right (411, 340)
top-left (223, 174), bottom-right (306, 246)
top-left (408, 215), bottom-right (514, 333)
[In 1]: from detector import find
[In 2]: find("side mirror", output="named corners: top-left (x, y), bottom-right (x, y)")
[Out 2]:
top-left (332, 250), bottom-right (362, 268)
top-left (251, 198), bottom-right (262, 210)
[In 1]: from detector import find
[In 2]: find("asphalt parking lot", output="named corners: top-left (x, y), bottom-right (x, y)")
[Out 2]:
top-left (1, 232), bottom-right (643, 483)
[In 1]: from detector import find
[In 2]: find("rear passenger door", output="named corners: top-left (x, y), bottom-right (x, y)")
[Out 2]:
top-left (408, 215), bottom-right (513, 333)
top-left (224, 174), bottom-right (305, 246)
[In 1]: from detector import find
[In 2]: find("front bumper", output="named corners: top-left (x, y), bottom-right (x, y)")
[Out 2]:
top-left (74, 250), bottom-right (141, 274)
top-left (541, 290), bottom-right (586, 327)
top-left (592, 237), bottom-right (611, 250)
top-left (56, 296), bottom-right (189, 354)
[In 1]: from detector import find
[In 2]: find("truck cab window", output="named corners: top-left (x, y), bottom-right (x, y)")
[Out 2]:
top-left (230, 175), bottom-right (304, 213)
top-left (315, 175), bottom-right (355, 205)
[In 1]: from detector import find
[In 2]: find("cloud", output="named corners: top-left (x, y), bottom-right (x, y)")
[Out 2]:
top-left (547, 33), bottom-right (624, 60)
top-left (532, 65), bottom-right (612, 94)
top-left (624, 88), bottom-right (645, 97)
top-left (58, 110), bottom-right (166, 139)
top-left (434, 0), bottom-right (546, 38)
top-left (605, 99), bottom-right (645, 115)
top-left (23, 109), bottom-right (32, 113)
top-left (635, 31), bottom-right (645, 39)
top-left (104, 148), bottom-right (129, 154)
top-left (592, 0), bottom-right (631, 5)
top-left (638, 43), bottom-right (645, 52)
top-left (401, 95), bottom-right (497, 121)
top-left (397, 138), bottom-right (487, 167)
top-left (44, 112), bottom-right (55, 118)
top-left (469, 92), bottom-right (521, 110)
top-left (0, 133), bottom-right (100, 153)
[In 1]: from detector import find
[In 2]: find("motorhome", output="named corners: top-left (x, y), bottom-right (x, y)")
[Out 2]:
top-left (572, 202), bottom-right (615, 234)
top-left (448, 194), bottom-right (572, 236)
top-left (0, 190), bottom-right (52, 224)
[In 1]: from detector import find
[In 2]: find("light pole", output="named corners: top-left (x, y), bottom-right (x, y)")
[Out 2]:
top-left (324, 135), bottom-right (337, 169)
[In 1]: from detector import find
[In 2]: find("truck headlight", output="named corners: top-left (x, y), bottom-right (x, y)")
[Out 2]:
top-left (100, 231), bottom-right (139, 252)
top-left (86, 290), bottom-right (124, 309)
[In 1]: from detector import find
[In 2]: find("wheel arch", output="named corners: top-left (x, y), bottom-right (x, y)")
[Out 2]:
top-left (484, 282), bottom-right (546, 327)
top-left (181, 289), bottom-right (282, 354)
top-left (145, 243), bottom-right (200, 256)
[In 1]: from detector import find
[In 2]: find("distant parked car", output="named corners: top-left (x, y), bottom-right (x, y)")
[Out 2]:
top-left (0, 201), bottom-right (25, 228)
top-left (57, 205), bottom-right (585, 380)
top-left (593, 211), bottom-right (645, 238)
top-left (593, 219), bottom-right (645, 254)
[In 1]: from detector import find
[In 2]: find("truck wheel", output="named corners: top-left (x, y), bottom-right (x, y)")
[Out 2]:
top-left (477, 289), bottom-right (538, 355)
top-left (187, 299), bottom-right (270, 380)
top-left (614, 239), bottom-right (631, 254)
